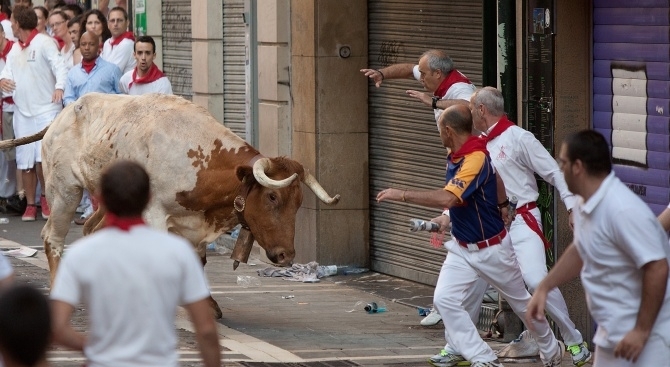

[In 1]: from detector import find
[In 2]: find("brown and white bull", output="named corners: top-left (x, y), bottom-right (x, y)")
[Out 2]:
top-left (1, 93), bottom-right (339, 318)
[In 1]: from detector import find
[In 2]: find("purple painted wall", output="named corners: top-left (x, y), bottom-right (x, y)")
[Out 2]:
top-left (593, 2), bottom-right (670, 214)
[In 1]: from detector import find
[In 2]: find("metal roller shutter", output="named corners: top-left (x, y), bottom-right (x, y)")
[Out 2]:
top-left (367, 0), bottom-right (483, 285)
top-left (162, 0), bottom-right (193, 100)
top-left (592, 0), bottom-right (670, 215)
top-left (223, 0), bottom-right (246, 139)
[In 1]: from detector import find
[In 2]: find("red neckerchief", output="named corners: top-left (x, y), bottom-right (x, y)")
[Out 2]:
top-left (110, 31), bottom-right (134, 48)
top-left (0, 39), bottom-right (13, 61)
top-left (434, 69), bottom-right (471, 98)
top-left (53, 36), bottom-right (64, 51)
top-left (129, 63), bottom-right (165, 89)
top-left (0, 13), bottom-right (7, 22)
top-left (105, 212), bottom-right (145, 231)
top-left (81, 57), bottom-right (97, 74)
top-left (19, 29), bottom-right (39, 49)
top-left (485, 115), bottom-right (516, 142)
top-left (450, 135), bottom-right (489, 161)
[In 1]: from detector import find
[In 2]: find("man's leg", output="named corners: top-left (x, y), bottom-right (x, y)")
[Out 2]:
top-left (474, 235), bottom-right (561, 362)
top-left (433, 241), bottom-right (500, 363)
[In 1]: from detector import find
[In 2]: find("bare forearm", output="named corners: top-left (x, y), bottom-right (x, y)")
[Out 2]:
top-left (435, 98), bottom-right (469, 109)
top-left (496, 174), bottom-right (507, 205)
top-left (53, 326), bottom-right (86, 351)
top-left (197, 329), bottom-right (221, 367)
top-left (658, 207), bottom-right (670, 232)
top-left (402, 189), bottom-right (459, 209)
top-left (378, 63), bottom-right (415, 80)
top-left (537, 243), bottom-right (583, 292)
top-left (635, 260), bottom-right (669, 333)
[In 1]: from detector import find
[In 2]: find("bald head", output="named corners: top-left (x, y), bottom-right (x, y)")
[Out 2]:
top-left (439, 104), bottom-right (473, 134)
top-left (79, 31), bottom-right (100, 61)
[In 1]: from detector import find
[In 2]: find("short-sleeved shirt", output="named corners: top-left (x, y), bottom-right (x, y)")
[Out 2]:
top-left (574, 172), bottom-right (670, 348)
top-left (446, 138), bottom-right (504, 243)
top-left (51, 226), bottom-right (211, 367)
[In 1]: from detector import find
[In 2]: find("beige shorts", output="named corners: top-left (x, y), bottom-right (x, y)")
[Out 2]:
top-left (2, 111), bottom-right (14, 161)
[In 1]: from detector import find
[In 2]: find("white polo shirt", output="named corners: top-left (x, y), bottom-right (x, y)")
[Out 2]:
top-left (412, 65), bottom-right (475, 124)
top-left (486, 122), bottom-right (576, 210)
top-left (574, 172), bottom-right (670, 348)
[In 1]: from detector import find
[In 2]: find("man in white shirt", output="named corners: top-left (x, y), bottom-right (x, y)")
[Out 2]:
top-left (50, 160), bottom-right (221, 367)
top-left (468, 87), bottom-right (591, 366)
top-left (528, 130), bottom-right (670, 367)
top-left (0, 5), bottom-right (66, 222)
top-left (100, 6), bottom-right (135, 74)
top-left (361, 49), bottom-right (475, 127)
top-left (119, 35), bottom-right (172, 95)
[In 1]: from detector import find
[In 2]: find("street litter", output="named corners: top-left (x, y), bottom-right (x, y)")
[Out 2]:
top-left (3, 247), bottom-right (38, 258)
top-left (282, 295), bottom-right (295, 299)
top-left (236, 275), bottom-right (262, 287)
top-left (257, 261), bottom-right (336, 283)
top-left (347, 300), bottom-right (389, 313)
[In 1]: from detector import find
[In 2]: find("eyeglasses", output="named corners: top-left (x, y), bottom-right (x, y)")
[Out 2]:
top-left (50, 20), bottom-right (66, 28)
top-left (108, 18), bottom-right (126, 24)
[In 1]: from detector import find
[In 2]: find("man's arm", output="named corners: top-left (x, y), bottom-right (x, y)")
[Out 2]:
top-left (184, 298), bottom-right (221, 367)
top-left (614, 259), bottom-right (669, 362)
top-left (63, 74), bottom-right (76, 106)
top-left (51, 300), bottom-right (86, 351)
top-left (377, 187), bottom-right (459, 209)
top-left (526, 243), bottom-right (583, 326)
top-left (360, 63), bottom-right (414, 88)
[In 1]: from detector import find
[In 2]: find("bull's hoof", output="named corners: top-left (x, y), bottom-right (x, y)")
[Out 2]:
top-left (209, 296), bottom-right (223, 319)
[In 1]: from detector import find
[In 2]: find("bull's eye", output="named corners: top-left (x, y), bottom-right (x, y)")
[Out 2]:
top-left (268, 192), bottom-right (278, 204)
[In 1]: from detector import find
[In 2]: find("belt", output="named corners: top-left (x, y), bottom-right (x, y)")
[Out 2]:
top-left (456, 229), bottom-right (507, 252)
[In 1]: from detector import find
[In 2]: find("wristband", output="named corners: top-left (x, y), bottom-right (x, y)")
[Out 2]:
top-left (432, 96), bottom-right (439, 109)
top-left (377, 69), bottom-right (385, 80)
top-left (567, 208), bottom-right (573, 214)
top-left (497, 199), bottom-right (510, 209)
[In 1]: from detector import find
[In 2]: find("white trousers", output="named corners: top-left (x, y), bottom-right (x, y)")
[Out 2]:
top-left (434, 234), bottom-right (560, 362)
top-left (448, 208), bottom-right (583, 347)
top-left (594, 335), bottom-right (670, 367)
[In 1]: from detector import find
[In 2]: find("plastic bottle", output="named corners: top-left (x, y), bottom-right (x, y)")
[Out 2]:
top-left (0, 218), bottom-right (8, 224)
top-left (317, 265), bottom-right (338, 277)
top-left (364, 301), bottom-right (387, 313)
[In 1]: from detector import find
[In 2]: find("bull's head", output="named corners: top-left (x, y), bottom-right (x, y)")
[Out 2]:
top-left (234, 157), bottom-right (339, 266)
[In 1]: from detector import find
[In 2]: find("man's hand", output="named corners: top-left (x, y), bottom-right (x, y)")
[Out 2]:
top-left (525, 286), bottom-right (549, 332)
top-left (430, 214), bottom-right (451, 233)
top-left (360, 68), bottom-right (384, 88)
top-left (614, 328), bottom-right (650, 363)
top-left (0, 79), bottom-right (15, 93)
top-left (500, 206), bottom-right (510, 227)
top-left (568, 210), bottom-right (575, 230)
top-left (52, 89), bottom-right (64, 104)
top-left (405, 90), bottom-right (432, 106)
top-left (376, 188), bottom-right (403, 203)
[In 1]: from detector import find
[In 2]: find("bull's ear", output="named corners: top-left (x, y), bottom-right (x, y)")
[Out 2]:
top-left (235, 165), bottom-right (254, 182)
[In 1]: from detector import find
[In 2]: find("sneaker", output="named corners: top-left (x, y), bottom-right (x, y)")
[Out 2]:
top-left (496, 330), bottom-right (539, 358)
top-left (21, 205), bottom-right (37, 222)
top-left (421, 308), bottom-right (443, 326)
top-left (542, 341), bottom-right (564, 367)
top-left (40, 195), bottom-right (50, 219)
top-left (567, 342), bottom-right (592, 366)
top-left (471, 360), bottom-right (503, 367)
top-left (428, 349), bottom-right (470, 367)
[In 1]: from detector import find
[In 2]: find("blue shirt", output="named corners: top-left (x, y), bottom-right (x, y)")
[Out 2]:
top-left (63, 57), bottom-right (121, 106)
top-left (446, 149), bottom-right (504, 243)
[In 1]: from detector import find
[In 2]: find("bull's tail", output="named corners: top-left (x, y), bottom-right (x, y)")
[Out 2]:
top-left (0, 125), bottom-right (49, 149)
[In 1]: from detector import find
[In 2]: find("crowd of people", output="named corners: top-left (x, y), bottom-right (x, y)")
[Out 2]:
top-left (0, 0), bottom-right (172, 224)
top-left (368, 51), bottom-right (670, 367)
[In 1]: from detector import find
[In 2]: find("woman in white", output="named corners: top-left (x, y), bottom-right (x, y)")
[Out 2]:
top-left (49, 11), bottom-right (74, 70)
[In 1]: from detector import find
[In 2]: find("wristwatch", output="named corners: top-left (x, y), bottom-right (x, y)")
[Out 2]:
top-left (432, 96), bottom-right (439, 109)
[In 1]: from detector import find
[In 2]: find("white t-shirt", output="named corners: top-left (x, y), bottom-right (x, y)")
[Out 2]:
top-left (0, 252), bottom-right (12, 280)
top-left (486, 122), bottom-right (576, 211)
top-left (51, 225), bottom-right (211, 367)
top-left (412, 64), bottom-right (476, 124)
top-left (119, 69), bottom-right (173, 95)
top-left (101, 37), bottom-right (137, 75)
top-left (0, 34), bottom-right (66, 118)
top-left (574, 172), bottom-right (670, 348)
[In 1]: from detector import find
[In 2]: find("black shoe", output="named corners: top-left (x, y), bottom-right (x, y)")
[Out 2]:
top-left (6, 194), bottom-right (27, 214)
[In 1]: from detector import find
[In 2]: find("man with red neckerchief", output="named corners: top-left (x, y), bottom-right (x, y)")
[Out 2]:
top-left (361, 49), bottom-right (475, 127)
top-left (468, 86), bottom-right (592, 366)
top-left (0, 5), bottom-right (67, 222)
top-left (377, 105), bottom-right (564, 367)
top-left (119, 35), bottom-right (172, 95)
top-left (50, 160), bottom-right (221, 367)
top-left (100, 6), bottom-right (135, 74)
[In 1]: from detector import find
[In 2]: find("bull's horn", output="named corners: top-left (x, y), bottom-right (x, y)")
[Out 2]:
top-left (0, 125), bottom-right (49, 150)
top-left (252, 157), bottom-right (298, 188)
top-left (303, 172), bottom-right (341, 205)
